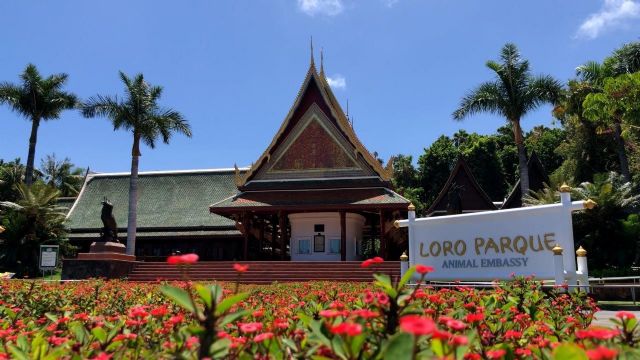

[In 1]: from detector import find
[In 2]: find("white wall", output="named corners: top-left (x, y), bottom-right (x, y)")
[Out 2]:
top-left (289, 212), bottom-right (365, 261)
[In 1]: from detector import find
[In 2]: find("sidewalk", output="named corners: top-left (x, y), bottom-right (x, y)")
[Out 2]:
top-left (592, 310), bottom-right (640, 327)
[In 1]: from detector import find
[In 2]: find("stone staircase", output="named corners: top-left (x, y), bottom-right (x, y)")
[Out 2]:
top-left (128, 261), bottom-right (401, 283)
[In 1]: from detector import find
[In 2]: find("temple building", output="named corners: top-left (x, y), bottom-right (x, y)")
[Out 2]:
top-left (425, 156), bottom-right (498, 216)
top-left (501, 152), bottom-right (549, 209)
top-left (209, 54), bottom-right (410, 261)
top-left (65, 53), bottom-right (410, 262)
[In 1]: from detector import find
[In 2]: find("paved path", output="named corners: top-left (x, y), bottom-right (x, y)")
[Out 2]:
top-left (592, 310), bottom-right (640, 327)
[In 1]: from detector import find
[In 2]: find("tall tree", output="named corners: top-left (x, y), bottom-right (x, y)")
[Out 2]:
top-left (583, 73), bottom-right (640, 182)
top-left (0, 64), bottom-right (77, 185)
top-left (452, 43), bottom-right (562, 201)
top-left (80, 72), bottom-right (191, 256)
top-left (39, 154), bottom-right (85, 197)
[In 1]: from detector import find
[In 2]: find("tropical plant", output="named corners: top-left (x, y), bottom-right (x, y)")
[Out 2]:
top-left (583, 73), bottom-right (640, 182)
top-left (80, 72), bottom-right (191, 256)
top-left (0, 64), bottom-right (77, 185)
top-left (452, 43), bottom-right (562, 201)
top-left (0, 183), bottom-right (68, 276)
top-left (39, 154), bottom-right (85, 197)
top-left (0, 159), bottom-right (25, 202)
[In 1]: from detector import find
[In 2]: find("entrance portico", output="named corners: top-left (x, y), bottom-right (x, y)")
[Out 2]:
top-left (210, 53), bottom-right (410, 261)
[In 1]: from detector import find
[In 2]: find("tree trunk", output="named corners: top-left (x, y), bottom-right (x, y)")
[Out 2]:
top-left (24, 116), bottom-right (41, 186)
top-left (126, 135), bottom-right (141, 256)
top-left (612, 121), bottom-right (632, 183)
top-left (512, 120), bottom-right (530, 202)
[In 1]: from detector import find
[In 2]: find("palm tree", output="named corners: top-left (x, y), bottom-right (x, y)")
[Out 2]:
top-left (0, 183), bottom-right (68, 276)
top-left (0, 64), bottom-right (77, 186)
top-left (453, 43), bottom-right (562, 200)
top-left (80, 72), bottom-right (191, 256)
top-left (40, 154), bottom-right (85, 197)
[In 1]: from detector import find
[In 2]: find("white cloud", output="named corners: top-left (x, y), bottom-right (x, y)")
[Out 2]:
top-left (297, 0), bottom-right (344, 16)
top-left (381, 0), bottom-right (399, 8)
top-left (577, 0), bottom-right (640, 39)
top-left (326, 75), bottom-right (346, 89)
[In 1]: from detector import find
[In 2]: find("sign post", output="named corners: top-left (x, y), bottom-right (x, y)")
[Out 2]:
top-left (395, 185), bottom-right (595, 289)
top-left (40, 245), bottom-right (59, 278)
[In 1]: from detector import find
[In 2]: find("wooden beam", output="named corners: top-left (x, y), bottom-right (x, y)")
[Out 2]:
top-left (242, 213), bottom-right (249, 260)
top-left (258, 218), bottom-right (265, 258)
top-left (379, 210), bottom-right (386, 260)
top-left (279, 211), bottom-right (288, 260)
top-left (340, 211), bottom-right (346, 261)
top-left (271, 215), bottom-right (277, 260)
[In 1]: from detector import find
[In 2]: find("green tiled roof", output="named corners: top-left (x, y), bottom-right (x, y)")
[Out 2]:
top-left (56, 197), bottom-right (77, 215)
top-left (67, 169), bottom-right (243, 232)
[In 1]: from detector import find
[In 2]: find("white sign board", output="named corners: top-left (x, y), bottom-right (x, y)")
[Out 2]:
top-left (397, 194), bottom-right (588, 281)
top-left (40, 245), bottom-right (59, 270)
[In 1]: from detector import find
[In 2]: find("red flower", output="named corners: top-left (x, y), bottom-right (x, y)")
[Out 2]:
top-left (486, 349), bottom-right (507, 359)
top-left (167, 253), bottom-right (199, 265)
top-left (399, 315), bottom-right (436, 336)
top-left (504, 330), bottom-right (522, 340)
top-left (330, 322), bottom-right (362, 336)
top-left (463, 354), bottom-right (481, 360)
top-left (91, 353), bottom-right (112, 360)
top-left (254, 332), bottom-right (274, 342)
top-left (445, 319), bottom-right (467, 331)
top-left (319, 309), bottom-right (345, 318)
top-left (415, 264), bottom-right (434, 274)
top-left (586, 346), bottom-right (618, 360)
top-left (351, 309), bottom-right (379, 319)
top-left (233, 263), bottom-right (249, 273)
top-left (361, 257), bottom-right (384, 268)
top-left (575, 327), bottom-right (619, 340)
top-left (240, 322), bottom-right (263, 333)
top-left (616, 311), bottom-right (636, 320)
top-left (450, 335), bottom-right (468, 346)
top-left (465, 313), bottom-right (484, 323)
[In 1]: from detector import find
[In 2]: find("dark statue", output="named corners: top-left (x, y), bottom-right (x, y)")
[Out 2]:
top-left (100, 198), bottom-right (119, 243)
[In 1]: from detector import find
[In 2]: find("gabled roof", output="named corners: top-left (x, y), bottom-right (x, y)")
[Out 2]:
top-left (66, 168), bottom-right (248, 240)
top-left (426, 157), bottom-right (497, 215)
top-left (501, 152), bottom-right (549, 209)
top-left (238, 60), bottom-right (391, 189)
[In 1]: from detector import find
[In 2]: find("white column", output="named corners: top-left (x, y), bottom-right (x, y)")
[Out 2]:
top-left (407, 203), bottom-right (416, 269)
top-left (576, 246), bottom-right (589, 293)
top-left (400, 251), bottom-right (409, 279)
top-left (553, 244), bottom-right (566, 292)
top-left (559, 185), bottom-right (578, 288)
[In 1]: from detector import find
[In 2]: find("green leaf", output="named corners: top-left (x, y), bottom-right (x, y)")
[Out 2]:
top-left (91, 327), bottom-right (107, 344)
top-left (374, 273), bottom-right (398, 298)
top-left (219, 310), bottom-right (249, 327)
top-left (195, 284), bottom-right (213, 309)
top-left (553, 343), bottom-right (588, 360)
top-left (45, 312), bottom-right (59, 323)
top-left (431, 338), bottom-right (444, 357)
top-left (215, 292), bottom-right (249, 316)
top-left (383, 332), bottom-right (414, 360)
top-left (210, 338), bottom-right (231, 358)
top-left (7, 345), bottom-right (29, 360)
top-left (160, 285), bottom-right (196, 313)
top-left (398, 267), bottom-right (416, 289)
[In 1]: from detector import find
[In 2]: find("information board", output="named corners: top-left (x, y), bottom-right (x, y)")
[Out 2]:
top-left (40, 245), bottom-right (59, 270)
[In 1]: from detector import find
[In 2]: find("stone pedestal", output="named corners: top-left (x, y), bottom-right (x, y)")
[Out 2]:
top-left (63, 241), bottom-right (137, 279)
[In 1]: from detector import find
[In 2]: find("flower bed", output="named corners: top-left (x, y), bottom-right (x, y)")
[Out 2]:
top-left (0, 259), bottom-right (638, 359)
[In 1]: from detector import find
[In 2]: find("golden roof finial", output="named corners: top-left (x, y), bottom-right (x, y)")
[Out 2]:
top-left (310, 36), bottom-right (315, 67)
top-left (576, 246), bottom-right (587, 257)
top-left (320, 47), bottom-right (325, 76)
top-left (552, 244), bottom-right (564, 255)
top-left (584, 199), bottom-right (597, 210)
top-left (400, 251), bottom-right (409, 261)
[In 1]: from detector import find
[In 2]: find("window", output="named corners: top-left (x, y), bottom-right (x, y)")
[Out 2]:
top-left (298, 239), bottom-right (311, 254)
top-left (329, 239), bottom-right (341, 254)
top-left (314, 234), bottom-right (325, 252)
top-left (314, 224), bottom-right (325, 232)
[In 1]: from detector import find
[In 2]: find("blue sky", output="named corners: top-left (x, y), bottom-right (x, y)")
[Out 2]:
top-left (1, 0), bottom-right (639, 173)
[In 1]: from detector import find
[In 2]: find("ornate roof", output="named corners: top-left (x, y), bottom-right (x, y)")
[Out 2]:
top-left (210, 187), bottom-right (409, 213)
top-left (426, 156), bottom-right (498, 216)
top-left (66, 168), bottom-right (247, 240)
top-left (237, 59), bottom-right (392, 189)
